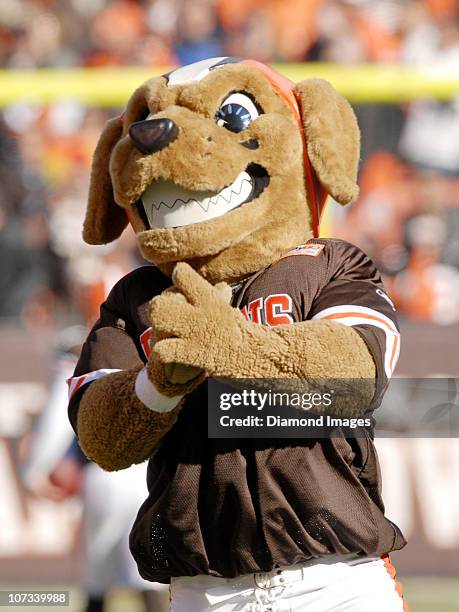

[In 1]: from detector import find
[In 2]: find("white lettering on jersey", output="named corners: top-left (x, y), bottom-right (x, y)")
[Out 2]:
top-left (280, 243), bottom-right (325, 259)
top-left (376, 288), bottom-right (396, 311)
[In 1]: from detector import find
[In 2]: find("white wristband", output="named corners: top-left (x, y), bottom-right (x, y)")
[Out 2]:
top-left (135, 367), bottom-right (183, 413)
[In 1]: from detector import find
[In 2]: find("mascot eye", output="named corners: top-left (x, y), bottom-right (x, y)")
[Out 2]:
top-left (215, 93), bottom-right (260, 133)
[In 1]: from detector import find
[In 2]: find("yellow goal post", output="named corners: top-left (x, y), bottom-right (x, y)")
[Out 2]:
top-left (0, 63), bottom-right (458, 107)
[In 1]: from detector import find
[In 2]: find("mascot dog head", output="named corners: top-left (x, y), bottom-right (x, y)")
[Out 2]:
top-left (84, 57), bottom-right (360, 283)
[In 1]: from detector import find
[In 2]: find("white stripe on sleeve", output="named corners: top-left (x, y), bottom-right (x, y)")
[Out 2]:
top-left (67, 368), bottom-right (122, 400)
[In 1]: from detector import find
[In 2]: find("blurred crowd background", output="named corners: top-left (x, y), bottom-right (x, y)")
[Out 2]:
top-left (1, 1), bottom-right (459, 611)
top-left (0, 0), bottom-right (459, 327)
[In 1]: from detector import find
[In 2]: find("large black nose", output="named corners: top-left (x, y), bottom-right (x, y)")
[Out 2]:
top-left (129, 118), bottom-right (179, 154)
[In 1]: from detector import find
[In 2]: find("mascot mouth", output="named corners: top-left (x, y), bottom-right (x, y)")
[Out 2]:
top-left (139, 163), bottom-right (269, 229)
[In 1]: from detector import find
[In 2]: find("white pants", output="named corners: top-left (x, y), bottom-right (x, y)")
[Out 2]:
top-left (170, 555), bottom-right (407, 612)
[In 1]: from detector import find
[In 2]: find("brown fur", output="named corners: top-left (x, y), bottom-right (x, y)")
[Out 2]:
top-left (77, 366), bottom-right (182, 471)
top-left (148, 281), bottom-right (232, 391)
top-left (294, 79), bottom-right (360, 205)
top-left (77, 61), bottom-right (375, 471)
top-left (83, 117), bottom-right (128, 244)
top-left (85, 65), bottom-right (312, 280)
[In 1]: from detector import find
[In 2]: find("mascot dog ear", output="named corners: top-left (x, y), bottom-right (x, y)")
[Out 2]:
top-left (294, 78), bottom-right (360, 206)
top-left (82, 117), bottom-right (128, 245)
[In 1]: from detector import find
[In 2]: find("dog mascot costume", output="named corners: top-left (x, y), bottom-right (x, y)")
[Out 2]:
top-left (69, 58), bottom-right (407, 611)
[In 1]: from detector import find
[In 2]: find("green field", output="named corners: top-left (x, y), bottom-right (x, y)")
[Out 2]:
top-left (403, 578), bottom-right (459, 612)
top-left (2, 578), bottom-right (459, 611)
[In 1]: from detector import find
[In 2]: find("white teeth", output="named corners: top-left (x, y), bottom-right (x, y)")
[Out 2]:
top-left (141, 171), bottom-right (253, 228)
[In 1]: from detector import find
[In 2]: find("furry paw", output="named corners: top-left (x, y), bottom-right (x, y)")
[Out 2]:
top-left (147, 283), bottom-right (207, 395)
top-left (149, 263), bottom-right (245, 377)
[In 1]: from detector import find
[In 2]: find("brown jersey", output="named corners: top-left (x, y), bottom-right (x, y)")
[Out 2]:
top-left (68, 238), bottom-right (405, 583)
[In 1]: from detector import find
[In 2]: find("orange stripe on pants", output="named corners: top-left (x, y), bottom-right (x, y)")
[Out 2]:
top-left (382, 554), bottom-right (409, 612)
